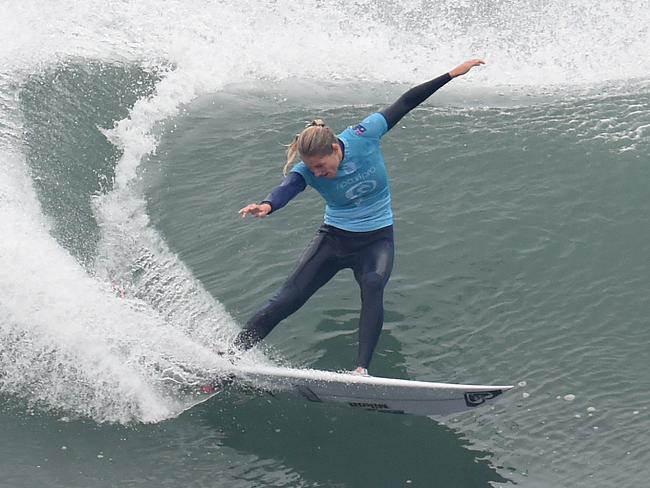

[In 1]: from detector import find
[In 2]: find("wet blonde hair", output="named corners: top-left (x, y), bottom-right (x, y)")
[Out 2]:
top-left (283, 119), bottom-right (338, 175)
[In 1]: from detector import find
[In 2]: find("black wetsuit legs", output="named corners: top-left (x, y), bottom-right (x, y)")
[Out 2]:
top-left (234, 224), bottom-right (394, 369)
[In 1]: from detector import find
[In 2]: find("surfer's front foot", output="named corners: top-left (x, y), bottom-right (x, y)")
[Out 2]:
top-left (350, 367), bottom-right (369, 377)
top-left (216, 347), bottom-right (240, 366)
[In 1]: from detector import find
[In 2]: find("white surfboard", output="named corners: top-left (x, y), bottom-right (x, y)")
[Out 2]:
top-left (195, 365), bottom-right (513, 416)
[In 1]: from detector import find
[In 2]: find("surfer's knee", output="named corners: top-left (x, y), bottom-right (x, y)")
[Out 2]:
top-left (358, 271), bottom-right (386, 294)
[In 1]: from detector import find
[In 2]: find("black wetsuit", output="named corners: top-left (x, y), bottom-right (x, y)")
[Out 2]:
top-left (234, 73), bottom-right (452, 368)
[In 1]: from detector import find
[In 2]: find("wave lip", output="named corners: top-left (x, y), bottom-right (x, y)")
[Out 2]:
top-left (2, 1), bottom-right (650, 88)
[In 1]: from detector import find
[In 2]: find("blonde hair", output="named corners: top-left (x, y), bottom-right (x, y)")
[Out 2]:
top-left (283, 119), bottom-right (338, 175)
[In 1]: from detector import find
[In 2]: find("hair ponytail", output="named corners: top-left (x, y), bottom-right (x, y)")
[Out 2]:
top-left (282, 119), bottom-right (337, 175)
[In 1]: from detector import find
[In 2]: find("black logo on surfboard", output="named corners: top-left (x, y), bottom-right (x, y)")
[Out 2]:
top-left (464, 390), bottom-right (503, 407)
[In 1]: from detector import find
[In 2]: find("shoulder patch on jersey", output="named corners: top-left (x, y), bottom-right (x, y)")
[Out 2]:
top-left (352, 124), bottom-right (367, 136)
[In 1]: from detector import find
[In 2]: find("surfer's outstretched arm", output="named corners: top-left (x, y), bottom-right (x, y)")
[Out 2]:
top-left (380, 58), bottom-right (485, 131)
top-left (239, 172), bottom-right (306, 218)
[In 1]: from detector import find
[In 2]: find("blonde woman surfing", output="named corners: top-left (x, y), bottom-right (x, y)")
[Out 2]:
top-left (237, 59), bottom-right (485, 375)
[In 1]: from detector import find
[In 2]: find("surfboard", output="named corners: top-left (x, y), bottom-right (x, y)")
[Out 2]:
top-left (194, 364), bottom-right (513, 416)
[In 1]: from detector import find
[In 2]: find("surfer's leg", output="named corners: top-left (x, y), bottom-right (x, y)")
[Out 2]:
top-left (352, 230), bottom-right (394, 369)
top-left (234, 226), bottom-right (342, 350)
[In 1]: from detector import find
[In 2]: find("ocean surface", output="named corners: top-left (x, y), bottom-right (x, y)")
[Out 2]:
top-left (2, 1), bottom-right (650, 487)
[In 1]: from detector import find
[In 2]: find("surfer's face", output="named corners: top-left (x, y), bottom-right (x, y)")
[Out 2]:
top-left (304, 143), bottom-right (342, 179)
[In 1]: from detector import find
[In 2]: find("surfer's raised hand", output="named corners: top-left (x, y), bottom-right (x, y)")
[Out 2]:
top-left (449, 59), bottom-right (485, 78)
top-left (239, 202), bottom-right (272, 218)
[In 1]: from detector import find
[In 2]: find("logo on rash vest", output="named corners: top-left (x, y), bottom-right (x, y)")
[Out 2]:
top-left (352, 124), bottom-right (367, 136)
top-left (344, 180), bottom-right (377, 201)
top-left (337, 166), bottom-right (378, 205)
top-left (337, 167), bottom-right (376, 192)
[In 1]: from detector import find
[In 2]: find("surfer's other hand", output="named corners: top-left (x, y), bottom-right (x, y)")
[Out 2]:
top-left (449, 59), bottom-right (485, 78)
top-left (239, 202), bottom-right (272, 218)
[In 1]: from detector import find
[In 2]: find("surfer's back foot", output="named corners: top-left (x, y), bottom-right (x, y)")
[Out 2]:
top-left (350, 367), bottom-right (369, 377)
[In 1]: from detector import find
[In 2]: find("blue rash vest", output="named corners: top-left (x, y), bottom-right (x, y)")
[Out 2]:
top-left (260, 73), bottom-right (453, 229)
top-left (290, 112), bottom-right (391, 232)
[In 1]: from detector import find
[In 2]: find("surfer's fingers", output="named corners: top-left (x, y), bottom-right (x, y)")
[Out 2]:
top-left (450, 58), bottom-right (485, 78)
top-left (239, 204), bottom-right (258, 217)
top-left (465, 59), bottom-right (485, 69)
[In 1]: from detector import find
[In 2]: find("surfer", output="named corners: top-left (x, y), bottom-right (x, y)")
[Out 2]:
top-left (236, 59), bottom-right (485, 375)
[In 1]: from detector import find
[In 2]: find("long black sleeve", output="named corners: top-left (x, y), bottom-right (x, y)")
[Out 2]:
top-left (380, 73), bottom-right (452, 131)
top-left (260, 172), bottom-right (306, 213)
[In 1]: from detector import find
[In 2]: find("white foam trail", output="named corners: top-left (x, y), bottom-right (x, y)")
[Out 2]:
top-left (0, 148), bottom-right (240, 422)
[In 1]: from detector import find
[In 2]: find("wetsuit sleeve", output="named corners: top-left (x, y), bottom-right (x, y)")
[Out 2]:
top-left (380, 73), bottom-right (452, 131)
top-left (260, 172), bottom-right (307, 213)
